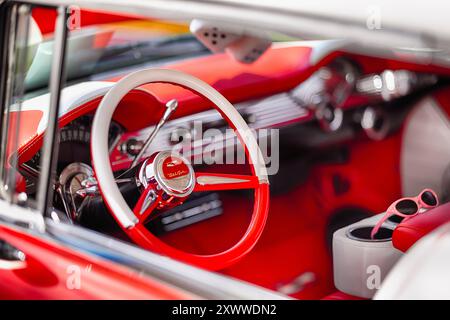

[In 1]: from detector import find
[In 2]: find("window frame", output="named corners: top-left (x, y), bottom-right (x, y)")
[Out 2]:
top-left (0, 2), bottom-right (69, 230)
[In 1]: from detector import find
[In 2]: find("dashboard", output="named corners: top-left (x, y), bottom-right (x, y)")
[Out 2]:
top-left (13, 52), bottom-right (444, 233)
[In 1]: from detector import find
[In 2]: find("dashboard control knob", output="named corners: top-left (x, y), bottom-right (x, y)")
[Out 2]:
top-left (315, 103), bottom-right (343, 132)
top-left (361, 106), bottom-right (390, 140)
top-left (123, 138), bottom-right (144, 156)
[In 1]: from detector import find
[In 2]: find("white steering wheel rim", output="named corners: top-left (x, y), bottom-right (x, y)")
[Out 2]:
top-left (91, 68), bottom-right (268, 229)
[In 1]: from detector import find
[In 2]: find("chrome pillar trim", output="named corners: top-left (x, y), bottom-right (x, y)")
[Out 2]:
top-left (36, 6), bottom-right (68, 219)
top-left (6, 5), bottom-right (31, 204)
top-left (0, 4), bottom-right (18, 202)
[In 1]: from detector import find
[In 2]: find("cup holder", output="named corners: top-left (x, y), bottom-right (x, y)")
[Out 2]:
top-left (334, 221), bottom-right (403, 298)
top-left (346, 226), bottom-right (393, 242)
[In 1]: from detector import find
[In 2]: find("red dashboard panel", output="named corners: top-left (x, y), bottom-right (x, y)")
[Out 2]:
top-left (108, 45), bottom-right (317, 118)
top-left (14, 42), bottom-right (450, 164)
top-left (12, 45), bottom-right (319, 165)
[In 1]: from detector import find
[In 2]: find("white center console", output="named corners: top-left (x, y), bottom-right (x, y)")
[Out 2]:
top-left (332, 213), bottom-right (404, 298)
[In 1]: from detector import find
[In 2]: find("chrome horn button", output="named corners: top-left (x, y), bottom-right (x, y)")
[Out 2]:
top-left (138, 151), bottom-right (195, 198)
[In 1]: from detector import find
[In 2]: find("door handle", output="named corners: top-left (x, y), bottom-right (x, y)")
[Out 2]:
top-left (0, 239), bottom-right (26, 270)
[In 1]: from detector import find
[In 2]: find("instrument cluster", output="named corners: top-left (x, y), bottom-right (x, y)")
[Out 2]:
top-left (19, 114), bottom-right (123, 196)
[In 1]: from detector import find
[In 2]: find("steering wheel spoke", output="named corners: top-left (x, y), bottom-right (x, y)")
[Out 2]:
top-left (194, 172), bottom-right (258, 192)
top-left (133, 186), bottom-right (159, 223)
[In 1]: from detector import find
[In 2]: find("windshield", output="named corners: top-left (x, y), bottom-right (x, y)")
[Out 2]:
top-left (26, 7), bottom-right (209, 96)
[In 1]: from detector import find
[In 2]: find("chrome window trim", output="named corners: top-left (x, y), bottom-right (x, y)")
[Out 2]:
top-left (0, 4), bottom-right (20, 203)
top-left (0, 4), bottom-right (69, 230)
top-left (0, 200), bottom-right (45, 233)
top-left (0, 3), bottom-right (46, 233)
top-left (0, 204), bottom-right (287, 299)
top-left (36, 6), bottom-right (69, 216)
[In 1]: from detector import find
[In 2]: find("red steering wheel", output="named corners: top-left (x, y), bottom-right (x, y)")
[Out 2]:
top-left (91, 69), bottom-right (269, 270)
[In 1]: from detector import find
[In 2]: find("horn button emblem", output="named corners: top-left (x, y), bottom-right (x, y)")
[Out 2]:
top-left (138, 151), bottom-right (195, 198)
top-left (162, 156), bottom-right (190, 180)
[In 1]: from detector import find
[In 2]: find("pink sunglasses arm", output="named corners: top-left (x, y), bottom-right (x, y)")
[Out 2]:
top-left (371, 213), bottom-right (391, 239)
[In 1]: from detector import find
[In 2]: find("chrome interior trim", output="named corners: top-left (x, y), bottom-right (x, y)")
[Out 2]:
top-left (0, 4), bottom-right (18, 202)
top-left (5, 5), bottom-right (31, 204)
top-left (0, 199), bottom-right (45, 233)
top-left (197, 175), bottom-right (251, 186)
top-left (152, 151), bottom-right (195, 197)
top-left (36, 6), bottom-right (68, 218)
top-left (130, 99), bottom-right (178, 168)
top-left (114, 91), bottom-right (309, 164)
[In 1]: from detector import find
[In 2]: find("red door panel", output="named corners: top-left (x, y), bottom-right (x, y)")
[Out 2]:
top-left (0, 224), bottom-right (193, 299)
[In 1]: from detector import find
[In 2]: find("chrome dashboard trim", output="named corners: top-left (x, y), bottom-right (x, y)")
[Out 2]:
top-left (196, 175), bottom-right (251, 186)
top-left (113, 91), bottom-right (310, 166)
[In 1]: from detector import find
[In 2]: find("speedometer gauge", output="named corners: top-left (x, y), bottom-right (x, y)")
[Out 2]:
top-left (20, 114), bottom-right (123, 194)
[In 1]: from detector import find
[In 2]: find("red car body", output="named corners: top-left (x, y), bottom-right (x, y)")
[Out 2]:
top-left (1, 2), bottom-right (449, 300)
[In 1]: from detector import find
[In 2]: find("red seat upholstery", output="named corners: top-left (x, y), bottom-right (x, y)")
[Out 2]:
top-left (393, 202), bottom-right (450, 252)
top-left (322, 291), bottom-right (364, 300)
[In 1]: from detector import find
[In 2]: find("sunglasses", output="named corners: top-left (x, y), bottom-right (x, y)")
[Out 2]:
top-left (371, 188), bottom-right (439, 239)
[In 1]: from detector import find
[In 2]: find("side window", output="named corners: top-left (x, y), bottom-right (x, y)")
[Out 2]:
top-left (0, 2), bottom-right (64, 218)
top-left (0, 4), bottom-right (39, 205)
